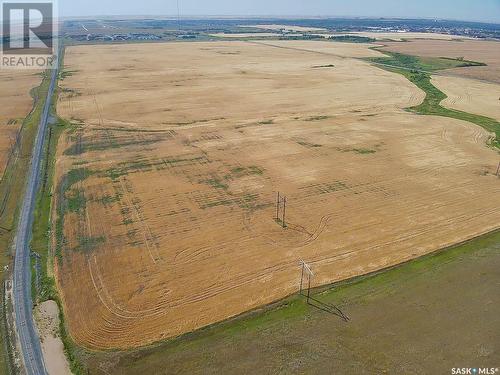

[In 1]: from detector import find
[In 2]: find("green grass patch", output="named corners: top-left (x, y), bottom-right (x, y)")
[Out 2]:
top-left (316, 181), bottom-right (349, 194)
top-left (54, 166), bottom-right (93, 261)
top-left (200, 167), bottom-right (267, 211)
top-left (66, 168), bottom-right (93, 187)
top-left (104, 156), bottom-right (209, 180)
top-left (66, 189), bottom-right (86, 213)
top-left (199, 199), bottom-right (234, 209)
top-left (225, 166), bottom-right (264, 180)
top-left (96, 194), bottom-right (120, 207)
top-left (257, 119), bottom-right (274, 125)
top-left (297, 140), bottom-right (322, 148)
top-left (238, 194), bottom-right (269, 212)
top-left (59, 69), bottom-right (78, 80)
top-left (439, 56), bottom-right (488, 68)
top-left (303, 115), bottom-right (331, 122)
top-left (122, 218), bottom-right (134, 225)
top-left (75, 235), bottom-right (105, 253)
top-left (312, 64), bottom-right (335, 69)
top-left (64, 134), bottom-right (163, 156)
top-left (350, 148), bottom-right (376, 154)
top-left (329, 35), bottom-right (376, 43)
top-left (353, 148), bottom-right (376, 154)
top-left (201, 177), bottom-right (229, 191)
top-left (368, 50), bottom-right (485, 72)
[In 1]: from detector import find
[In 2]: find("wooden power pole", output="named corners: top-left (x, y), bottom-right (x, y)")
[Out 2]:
top-left (282, 197), bottom-right (287, 228)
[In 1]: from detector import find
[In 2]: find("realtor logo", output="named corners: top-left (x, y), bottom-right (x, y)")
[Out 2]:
top-left (1, 0), bottom-right (58, 69)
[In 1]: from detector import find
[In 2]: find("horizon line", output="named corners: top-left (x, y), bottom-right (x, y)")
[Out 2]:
top-left (58, 14), bottom-right (500, 25)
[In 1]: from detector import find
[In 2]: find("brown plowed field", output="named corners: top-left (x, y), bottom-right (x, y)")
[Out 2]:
top-left (0, 70), bottom-right (40, 176)
top-left (380, 39), bottom-right (500, 83)
top-left (55, 41), bottom-right (500, 350)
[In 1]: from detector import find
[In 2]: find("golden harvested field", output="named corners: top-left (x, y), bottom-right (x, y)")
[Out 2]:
top-left (0, 70), bottom-right (39, 176)
top-left (254, 40), bottom-right (384, 58)
top-left (432, 76), bottom-right (500, 121)
top-left (381, 39), bottom-right (500, 83)
top-left (56, 41), bottom-right (500, 350)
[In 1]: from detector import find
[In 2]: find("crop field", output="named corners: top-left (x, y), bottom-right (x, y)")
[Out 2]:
top-left (253, 40), bottom-right (383, 58)
top-left (431, 76), bottom-right (500, 121)
top-left (82, 229), bottom-right (500, 374)
top-left (380, 39), bottom-right (500, 83)
top-left (55, 41), bottom-right (500, 350)
top-left (0, 70), bottom-right (40, 177)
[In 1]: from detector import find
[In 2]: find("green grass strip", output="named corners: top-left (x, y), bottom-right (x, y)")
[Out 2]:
top-left (368, 51), bottom-right (486, 72)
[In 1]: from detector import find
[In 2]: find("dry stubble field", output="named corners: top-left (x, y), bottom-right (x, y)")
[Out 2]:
top-left (431, 76), bottom-right (500, 121)
top-left (0, 70), bottom-right (40, 177)
top-left (55, 41), bottom-right (500, 350)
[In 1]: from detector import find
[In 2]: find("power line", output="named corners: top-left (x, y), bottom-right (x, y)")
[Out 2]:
top-left (299, 260), bottom-right (314, 304)
top-left (275, 192), bottom-right (287, 228)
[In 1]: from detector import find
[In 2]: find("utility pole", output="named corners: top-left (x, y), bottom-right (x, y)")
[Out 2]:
top-left (275, 192), bottom-right (287, 227)
top-left (307, 274), bottom-right (311, 304)
top-left (276, 192), bottom-right (280, 220)
top-left (282, 197), bottom-right (287, 228)
top-left (299, 262), bottom-right (305, 295)
top-left (299, 260), bottom-right (313, 303)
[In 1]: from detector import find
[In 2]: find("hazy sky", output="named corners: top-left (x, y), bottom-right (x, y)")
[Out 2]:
top-left (60, 0), bottom-right (500, 23)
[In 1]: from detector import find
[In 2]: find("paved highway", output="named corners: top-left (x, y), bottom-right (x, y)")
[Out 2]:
top-left (13, 65), bottom-right (58, 375)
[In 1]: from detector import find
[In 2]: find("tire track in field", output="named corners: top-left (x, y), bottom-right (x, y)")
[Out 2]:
top-left (118, 172), bottom-right (162, 264)
top-left (85, 172), bottom-right (500, 324)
